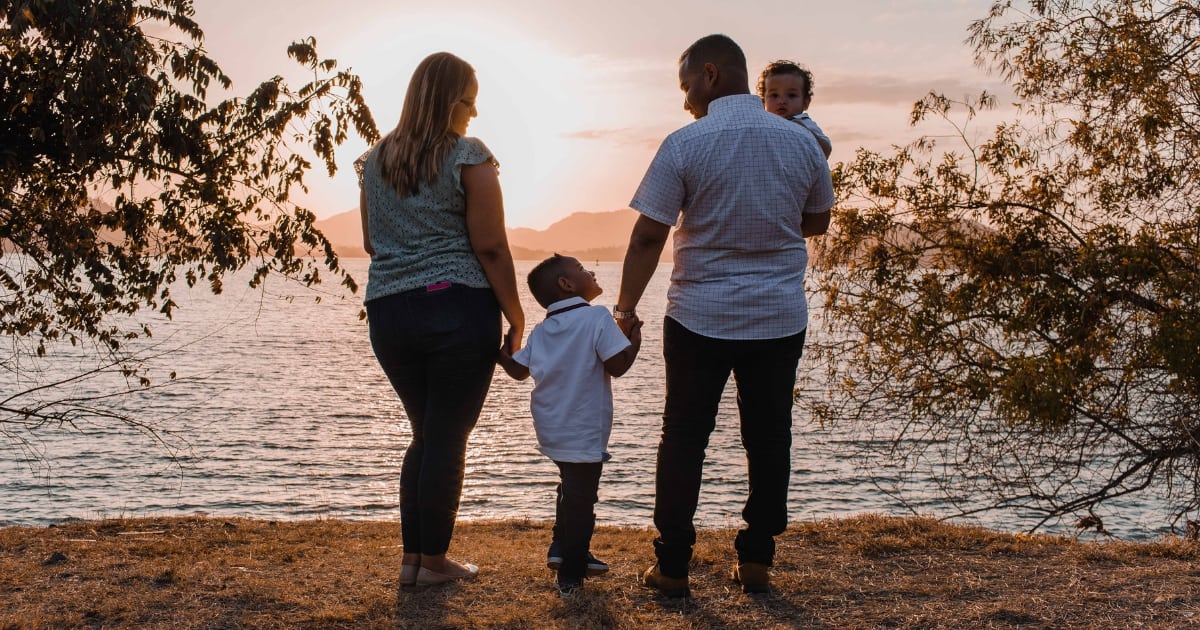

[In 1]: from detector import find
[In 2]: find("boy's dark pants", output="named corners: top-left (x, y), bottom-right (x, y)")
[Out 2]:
top-left (553, 460), bottom-right (604, 581)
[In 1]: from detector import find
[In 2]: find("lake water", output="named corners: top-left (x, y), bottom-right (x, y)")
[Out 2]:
top-left (0, 258), bottom-right (1174, 539)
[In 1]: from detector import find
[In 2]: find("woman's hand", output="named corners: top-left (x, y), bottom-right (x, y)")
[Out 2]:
top-left (504, 324), bottom-right (524, 355)
top-left (496, 333), bottom-right (530, 380)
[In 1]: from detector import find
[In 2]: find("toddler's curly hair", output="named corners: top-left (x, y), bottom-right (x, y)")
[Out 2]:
top-left (756, 60), bottom-right (814, 102)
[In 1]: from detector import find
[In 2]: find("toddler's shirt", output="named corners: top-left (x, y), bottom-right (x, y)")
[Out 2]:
top-left (513, 296), bottom-right (631, 463)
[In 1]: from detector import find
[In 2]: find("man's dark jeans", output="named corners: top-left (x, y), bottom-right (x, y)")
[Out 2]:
top-left (552, 460), bottom-right (604, 581)
top-left (367, 284), bottom-right (500, 556)
top-left (653, 316), bottom-right (806, 578)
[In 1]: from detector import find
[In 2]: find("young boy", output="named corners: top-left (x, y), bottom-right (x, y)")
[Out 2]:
top-left (757, 59), bottom-right (833, 158)
top-left (497, 254), bottom-right (642, 596)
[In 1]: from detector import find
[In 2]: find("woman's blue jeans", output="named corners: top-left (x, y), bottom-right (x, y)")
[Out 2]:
top-left (367, 284), bottom-right (500, 556)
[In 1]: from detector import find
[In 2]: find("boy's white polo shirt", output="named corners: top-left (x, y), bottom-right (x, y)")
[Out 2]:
top-left (512, 296), bottom-right (631, 463)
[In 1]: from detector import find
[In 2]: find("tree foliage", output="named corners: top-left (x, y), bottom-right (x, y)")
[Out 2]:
top-left (1, 0), bottom-right (379, 435)
top-left (809, 0), bottom-right (1200, 534)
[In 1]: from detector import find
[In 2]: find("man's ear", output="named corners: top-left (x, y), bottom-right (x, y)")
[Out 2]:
top-left (704, 62), bottom-right (720, 87)
top-left (557, 275), bottom-right (573, 293)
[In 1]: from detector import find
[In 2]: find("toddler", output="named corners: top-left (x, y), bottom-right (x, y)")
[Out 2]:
top-left (498, 254), bottom-right (642, 596)
top-left (757, 59), bottom-right (832, 157)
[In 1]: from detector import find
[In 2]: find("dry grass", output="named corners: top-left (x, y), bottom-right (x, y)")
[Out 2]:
top-left (2, 514), bottom-right (1198, 629)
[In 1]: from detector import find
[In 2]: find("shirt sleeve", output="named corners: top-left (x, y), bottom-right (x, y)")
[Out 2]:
top-left (629, 136), bottom-right (684, 227)
top-left (452, 137), bottom-right (500, 194)
top-left (512, 342), bottom-right (531, 368)
top-left (593, 310), bottom-right (632, 362)
top-left (796, 115), bottom-right (832, 157)
top-left (805, 158), bottom-right (835, 215)
top-left (354, 147), bottom-right (374, 188)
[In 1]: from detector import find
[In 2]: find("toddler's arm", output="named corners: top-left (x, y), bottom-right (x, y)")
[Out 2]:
top-left (497, 345), bottom-right (530, 380)
top-left (603, 317), bottom-right (643, 377)
top-left (795, 114), bottom-right (832, 158)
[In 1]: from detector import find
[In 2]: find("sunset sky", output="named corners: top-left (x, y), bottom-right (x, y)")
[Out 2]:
top-left (191, 0), bottom-right (1007, 229)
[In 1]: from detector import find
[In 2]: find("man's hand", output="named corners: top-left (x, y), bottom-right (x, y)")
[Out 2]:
top-left (617, 313), bottom-right (640, 336)
top-left (626, 316), bottom-right (643, 350)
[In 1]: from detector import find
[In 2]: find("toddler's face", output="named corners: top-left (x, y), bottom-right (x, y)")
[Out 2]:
top-left (561, 257), bottom-right (602, 302)
top-left (763, 73), bottom-right (810, 119)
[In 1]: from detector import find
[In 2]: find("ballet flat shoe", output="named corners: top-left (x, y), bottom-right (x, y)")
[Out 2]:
top-left (399, 564), bottom-right (420, 586)
top-left (415, 563), bottom-right (479, 586)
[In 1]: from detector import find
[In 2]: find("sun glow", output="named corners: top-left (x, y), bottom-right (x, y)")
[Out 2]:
top-left (191, 0), bottom-right (1001, 229)
top-left (335, 7), bottom-right (646, 229)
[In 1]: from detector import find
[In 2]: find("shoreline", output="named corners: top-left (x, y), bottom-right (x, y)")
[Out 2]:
top-left (1, 505), bottom-right (1179, 543)
top-left (0, 512), bottom-right (1178, 543)
top-left (3, 514), bottom-right (1197, 628)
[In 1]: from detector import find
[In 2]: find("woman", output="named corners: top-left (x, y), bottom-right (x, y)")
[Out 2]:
top-left (358, 52), bottom-right (524, 587)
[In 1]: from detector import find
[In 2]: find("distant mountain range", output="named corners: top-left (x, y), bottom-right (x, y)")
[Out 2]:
top-left (314, 208), bottom-right (673, 262)
top-left (1, 204), bottom-right (668, 262)
top-left (13, 202), bottom-right (981, 269)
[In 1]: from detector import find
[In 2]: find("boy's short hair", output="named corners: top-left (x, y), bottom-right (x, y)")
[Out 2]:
top-left (756, 59), bottom-right (814, 102)
top-left (527, 253), bottom-right (569, 308)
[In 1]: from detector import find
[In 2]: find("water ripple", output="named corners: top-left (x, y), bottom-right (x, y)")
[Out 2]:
top-left (0, 260), bottom-right (1174, 540)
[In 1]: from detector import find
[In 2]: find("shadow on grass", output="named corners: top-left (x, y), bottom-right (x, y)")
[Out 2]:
top-left (639, 578), bottom-right (831, 629)
top-left (610, 544), bottom-right (835, 629)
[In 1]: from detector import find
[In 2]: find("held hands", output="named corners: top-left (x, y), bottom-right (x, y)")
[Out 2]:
top-left (624, 315), bottom-right (643, 347)
top-left (604, 313), bottom-right (643, 378)
top-left (616, 312), bottom-right (641, 337)
top-left (504, 325), bottom-right (523, 355)
top-left (497, 326), bottom-right (530, 380)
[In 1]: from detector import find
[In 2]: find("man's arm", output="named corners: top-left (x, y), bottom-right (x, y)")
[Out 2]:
top-left (616, 215), bottom-right (671, 334)
top-left (801, 210), bottom-right (831, 238)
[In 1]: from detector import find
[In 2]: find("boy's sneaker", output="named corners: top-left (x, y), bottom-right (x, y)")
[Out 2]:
top-left (582, 552), bottom-right (609, 576)
top-left (556, 575), bottom-right (583, 598)
top-left (546, 542), bottom-right (609, 576)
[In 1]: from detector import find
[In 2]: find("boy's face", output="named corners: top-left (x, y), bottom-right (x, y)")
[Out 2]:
top-left (559, 257), bottom-right (602, 302)
top-left (763, 73), bottom-right (810, 119)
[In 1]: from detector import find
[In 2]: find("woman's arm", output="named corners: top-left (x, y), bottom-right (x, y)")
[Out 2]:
top-left (462, 161), bottom-right (525, 351)
top-left (359, 188), bottom-right (374, 256)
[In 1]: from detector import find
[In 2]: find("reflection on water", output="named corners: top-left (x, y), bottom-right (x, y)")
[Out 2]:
top-left (0, 259), bottom-right (1173, 539)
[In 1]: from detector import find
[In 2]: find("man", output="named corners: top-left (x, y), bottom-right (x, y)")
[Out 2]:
top-left (614, 34), bottom-right (833, 597)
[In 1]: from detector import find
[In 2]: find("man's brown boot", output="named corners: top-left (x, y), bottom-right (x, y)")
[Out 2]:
top-left (732, 561), bottom-right (770, 594)
top-left (642, 563), bottom-right (690, 598)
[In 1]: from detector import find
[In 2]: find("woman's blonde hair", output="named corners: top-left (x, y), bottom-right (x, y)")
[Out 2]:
top-left (377, 52), bottom-right (476, 197)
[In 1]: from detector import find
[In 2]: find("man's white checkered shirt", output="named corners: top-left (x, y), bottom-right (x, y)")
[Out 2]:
top-left (630, 93), bottom-right (835, 340)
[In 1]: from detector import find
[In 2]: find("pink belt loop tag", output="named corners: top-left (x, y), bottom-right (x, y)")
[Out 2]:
top-left (425, 281), bottom-right (452, 292)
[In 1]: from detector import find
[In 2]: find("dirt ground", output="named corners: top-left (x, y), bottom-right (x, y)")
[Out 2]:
top-left (2, 514), bottom-right (1197, 629)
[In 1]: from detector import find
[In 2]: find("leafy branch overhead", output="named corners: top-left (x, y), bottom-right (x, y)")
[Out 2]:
top-left (0, 0), bottom-right (380, 361)
top-left (809, 0), bottom-right (1200, 532)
